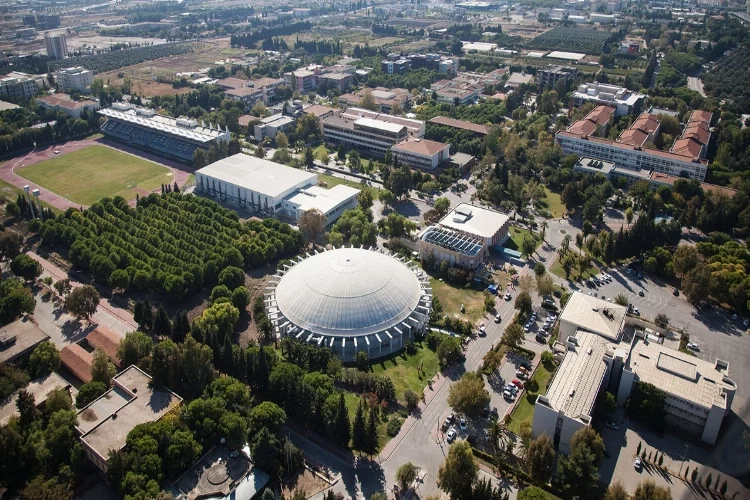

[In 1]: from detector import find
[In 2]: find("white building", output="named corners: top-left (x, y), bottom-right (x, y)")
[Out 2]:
top-left (44, 33), bottom-right (68, 59)
top-left (590, 13), bottom-right (617, 23)
top-left (392, 139), bottom-right (450, 170)
top-left (195, 154), bottom-right (359, 224)
top-left (438, 203), bottom-right (510, 251)
top-left (38, 93), bottom-right (99, 118)
top-left (55, 67), bottom-right (94, 92)
top-left (0, 72), bottom-right (42, 100)
top-left (572, 82), bottom-right (645, 117)
top-left (322, 108), bottom-right (424, 158)
top-left (254, 113), bottom-right (296, 141)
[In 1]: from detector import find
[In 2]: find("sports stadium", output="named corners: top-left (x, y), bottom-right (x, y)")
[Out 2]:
top-left (265, 247), bottom-right (432, 362)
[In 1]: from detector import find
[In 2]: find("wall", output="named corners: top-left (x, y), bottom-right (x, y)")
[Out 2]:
top-left (531, 396), bottom-right (559, 442)
top-left (702, 404), bottom-right (724, 445)
top-left (558, 416), bottom-right (588, 455)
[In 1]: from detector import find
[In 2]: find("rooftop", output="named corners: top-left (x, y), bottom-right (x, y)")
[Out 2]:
top-left (0, 318), bottom-right (50, 365)
top-left (38, 94), bottom-right (97, 109)
top-left (439, 203), bottom-right (509, 239)
top-left (286, 184), bottom-right (360, 214)
top-left (196, 154), bottom-right (317, 198)
top-left (627, 337), bottom-right (732, 410)
top-left (341, 107), bottom-right (423, 133)
top-left (576, 157), bottom-right (615, 174)
top-left (77, 365), bottom-right (182, 462)
top-left (60, 344), bottom-right (93, 383)
top-left (99, 105), bottom-right (228, 143)
top-left (421, 226), bottom-right (482, 257)
top-left (176, 445), bottom-right (269, 500)
top-left (86, 325), bottom-right (123, 367)
top-left (559, 291), bottom-right (626, 341)
top-left (544, 329), bottom-right (614, 418)
top-left (215, 77), bottom-right (246, 89)
top-left (618, 128), bottom-right (649, 148)
top-left (546, 51), bottom-right (586, 62)
top-left (671, 138), bottom-right (703, 158)
top-left (0, 372), bottom-right (70, 425)
top-left (355, 116), bottom-right (405, 134)
top-left (428, 116), bottom-right (488, 135)
top-left (506, 73), bottom-right (534, 86)
top-left (304, 104), bottom-right (336, 118)
top-left (392, 138), bottom-right (449, 156)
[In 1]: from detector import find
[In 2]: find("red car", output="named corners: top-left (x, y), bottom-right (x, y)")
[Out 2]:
top-left (512, 379), bottom-right (524, 389)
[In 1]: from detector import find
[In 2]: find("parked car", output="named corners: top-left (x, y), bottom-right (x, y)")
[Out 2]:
top-left (638, 290), bottom-right (645, 297)
top-left (516, 370), bottom-right (528, 380)
top-left (478, 325), bottom-right (486, 336)
top-left (446, 428), bottom-right (457, 443)
top-left (744, 319), bottom-right (749, 327)
top-left (494, 314), bottom-right (501, 323)
top-left (673, 289), bottom-right (679, 296)
top-left (53, 150), bottom-right (61, 154)
top-left (686, 342), bottom-right (699, 351)
top-left (605, 419), bottom-right (619, 431)
top-left (504, 292), bottom-right (512, 300)
top-left (536, 333), bottom-right (546, 343)
top-left (520, 360), bottom-right (532, 370)
top-left (459, 417), bottom-right (467, 431)
top-left (512, 379), bottom-right (524, 389)
top-left (505, 383), bottom-right (518, 395)
top-left (634, 457), bottom-right (642, 470)
top-left (503, 389), bottom-right (516, 401)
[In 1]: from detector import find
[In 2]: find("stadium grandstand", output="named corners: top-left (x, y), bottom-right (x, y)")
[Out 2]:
top-left (98, 103), bottom-right (230, 161)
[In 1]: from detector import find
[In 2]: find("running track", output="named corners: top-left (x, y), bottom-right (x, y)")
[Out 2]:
top-left (0, 138), bottom-right (195, 211)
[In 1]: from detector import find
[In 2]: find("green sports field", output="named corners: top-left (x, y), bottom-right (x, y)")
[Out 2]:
top-left (17, 145), bottom-right (173, 206)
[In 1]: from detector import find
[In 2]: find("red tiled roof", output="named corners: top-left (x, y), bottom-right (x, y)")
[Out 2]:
top-left (689, 110), bottom-right (712, 125)
top-left (86, 326), bottom-right (122, 367)
top-left (618, 128), bottom-right (649, 147)
top-left (60, 344), bottom-right (93, 384)
top-left (568, 119), bottom-right (597, 136)
top-left (238, 115), bottom-right (255, 127)
top-left (671, 138), bottom-right (703, 158)
top-left (304, 105), bottom-right (336, 118)
top-left (38, 94), bottom-right (96, 109)
top-left (631, 113), bottom-right (660, 134)
top-left (428, 116), bottom-right (488, 135)
top-left (586, 105), bottom-right (614, 126)
top-left (682, 123), bottom-right (709, 144)
top-left (393, 139), bottom-right (449, 156)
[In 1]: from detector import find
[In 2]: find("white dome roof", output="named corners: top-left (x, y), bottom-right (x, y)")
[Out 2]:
top-left (274, 248), bottom-right (424, 337)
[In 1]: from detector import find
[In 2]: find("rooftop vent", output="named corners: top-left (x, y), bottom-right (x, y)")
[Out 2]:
top-left (569, 390), bottom-right (575, 397)
top-left (587, 347), bottom-right (593, 355)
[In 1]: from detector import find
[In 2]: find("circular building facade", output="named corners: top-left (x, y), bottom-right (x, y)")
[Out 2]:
top-left (265, 247), bottom-right (432, 362)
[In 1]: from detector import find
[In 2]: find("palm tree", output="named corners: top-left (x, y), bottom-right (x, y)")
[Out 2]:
top-left (487, 419), bottom-right (509, 456)
top-left (561, 234), bottom-right (571, 255)
top-left (540, 221), bottom-right (548, 242)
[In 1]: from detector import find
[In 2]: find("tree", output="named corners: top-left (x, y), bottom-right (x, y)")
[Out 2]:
top-left (117, 331), bottom-right (153, 367)
top-left (434, 197), bottom-right (450, 215)
top-left (447, 372), bottom-right (490, 418)
top-left (396, 462), bottom-right (419, 491)
top-left (11, 254), bottom-right (42, 281)
top-left (28, 341), bottom-right (60, 377)
top-left (654, 313), bottom-right (669, 328)
top-left (20, 476), bottom-right (72, 500)
top-left (304, 147), bottom-right (314, 167)
top-left (4, 201), bottom-right (20, 218)
top-left (91, 348), bottom-right (116, 386)
top-left (359, 88), bottom-right (378, 110)
top-left (218, 266), bottom-right (244, 290)
top-left (231, 286), bottom-right (251, 311)
top-left (521, 237), bottom-right (536, 259)
top-left (633, 479), bottom-right (672, 500)
top-left (404, 390), bottom-right (420, 411)
top-left (554, 426), bottom-right (604, 499)
top-left (352, 401), bottom-right (366, 454)
top-left (109, 269), bottom-right (129, 293)
top-left (437, 440), bottom-right (477, 499)
top-left (16, 389), bottom-right (38, 428)
top-left (276, 131), bottom-right (289, 149)
top-left (358, 190), bottom-right (374, 209)
top-left (53, 279), bottom-right (72, 298)
top-left (153, 305), bottom-right (171, 338)
top-left (518, 274), bottom-right (536, 295)
top-left (484, 293), bottom-right (494, 312)
top-left (614, 293), bottom-right (629, 306)
top-left (334, 393), bottom-right (351, 446)
top-left (672, 244), bottom-right (698, 285)
top-left (250, 427), bottom-right (281, 475)
top-left (527, 434), bottom-right (555, 486)
top-left (604, 482), bottom-right (629, 500)
top-left (337, 144), bottom-right (346, 161)
top-left (65, 285), bottom-right (100, 320)
top-left (517, 486), bottom-right (548, 500)
top-left (514, 291), bottom-right (532, 315)
top-left (365, 407), bottom-right (379, 456)
top-left (501, 323), bottom-right (525, 349)
top-left (299, 209), bottom-right (326, 246)
top-left (379, 189), bottom-right (395, 209)
top-left (193, 148), bottom-right (207, 169)
top-left (535, 273), bottom-right (556, 299)
top-left (255, 144), bottom-right (265, 158)
top-left (436, 336), bottom-right (461, 367)
top-left (349, 150), bottom-right (361, 170)
top-left (76, 381), bottom-right (107, 408)
top-left (248, 401), bottom-right (287, 437)
top-left (0, 231), bottom-right (23, 262)
top-left (626, 206), bottom-right (634, 227)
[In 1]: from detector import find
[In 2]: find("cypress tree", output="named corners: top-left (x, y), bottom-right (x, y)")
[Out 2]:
top-left (142, 300), bottom-right (153, 331)
top-left (237, 349), bottom-right (247, 382)
top-left (335, 392), bottom-right (351, 447)
top-left (222, 335), bottom-right (234, 373)
top-left (352, 401), bottom-right (366, 454)
top-left (255, 346), bottom-right (270, 394)
top-left (154, 305), bottom-right (171, 337)
top-left (133, 300), bottom-right (144, 327)
top-left (365, 407), bottom-right (379, 457)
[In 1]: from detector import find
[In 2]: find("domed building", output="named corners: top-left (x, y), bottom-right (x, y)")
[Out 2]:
top-left (265, 247), bottom-right (432, 361)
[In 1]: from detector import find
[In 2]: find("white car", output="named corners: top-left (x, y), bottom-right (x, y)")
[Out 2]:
top-left (505, 383), bottom-right (519, 394)
top-left (686, 342), bottom-right (699, 351)
top-left (495, 314), bottom-right (501, 323)
top-left (634, 457), bottom-right (642, 470)
top-left (478, 325), bottom-right (486, 336)
top-left (446, 428), bottom-right (457, 443)
top-left (503, 389), bottom-right (516, 401)
top-left (504, 292), bottom-right (512, 300)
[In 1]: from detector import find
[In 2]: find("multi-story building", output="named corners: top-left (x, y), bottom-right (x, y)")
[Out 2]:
top-left (44, 33), bottom-right (68, 59)
top-left (38, 94), bottom-right (99, 118)
top-left (55, 67), bottom-right (94, 92)
top-left (671, 110), bottom-right (711, 159)
top-left (341, 106), bottom-right (424, 135)
top-left (339, 88), bottom-right (412, 114)
top-left (381, 59), bottom-right (411, 75)
top-left (224, 86), bottom-right (266, 107)
top-left (392, 138), bottom-right (450, 170)
top-left (428, 116), bottom-right (489, 136)
top-left (254, 113), bottom-right (296, 142)
top-left (406, 53), bottom-right (458, 75)
top-left (572, 82), bottom-right (645, 117)
top-left (323, 115), bottom-right (410, 158)
top-left (0, 72), bottom-right (42, 100)
top-left (567, 105), bottom-right (615, 137)
top-left (617, 112), bottom-right (661, 148)
top-left (537, 65), bottom-right (579, 87)
top-left (284, 67), bottom-right (322, 93)
top-left (319, 72), bottom-right (354, 93)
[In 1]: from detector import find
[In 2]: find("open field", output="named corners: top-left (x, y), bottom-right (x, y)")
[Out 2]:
top-left (16, 145), bottom-right (173, 206)
top-left (430, 277), bottom-right (486, 323)
top-left (525, 26), bottom-right (614, 55)
top-left (506, 226), bottom-right (540, 253)
top-left (507, 360), bottom-right (556, 434)
top-left (371, 343), bottom-right (439, 402)
top-left (538, 188), bottom-right (566, 218)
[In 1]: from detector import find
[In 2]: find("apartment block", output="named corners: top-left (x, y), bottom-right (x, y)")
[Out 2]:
top-left (55, 67), bottom-right (94, 92)
top-left (537, 65), bottom-right (579, 87)
top-left (44, 33), bottom-right (68, 59)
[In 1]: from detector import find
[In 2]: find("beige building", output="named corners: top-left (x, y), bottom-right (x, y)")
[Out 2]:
top-left (55, 67), bottom-right (94, 92)
top-left (38, 94), bottom-right (99, 118)
top-left (392, 138), bottom-right (450, 170)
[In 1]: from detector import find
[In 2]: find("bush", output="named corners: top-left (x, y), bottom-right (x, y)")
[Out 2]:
top-left (404, 389), bottom-right (420, 411)
top-left (76, 381), bottom-right (108, 408)
top-left (541, 351), bottom-right (554, 365)
top-left (386, 416), bottom-right (403, 437)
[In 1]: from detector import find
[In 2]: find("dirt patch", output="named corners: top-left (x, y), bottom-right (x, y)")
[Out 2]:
top-left (280, 469), bottom-right (329, 499)
top-left (79, 408), bottom-right (98, 422)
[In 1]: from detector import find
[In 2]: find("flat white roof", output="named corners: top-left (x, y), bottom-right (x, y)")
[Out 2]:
top-left (545, 329), bottom-right (614, 418)
top-left (628, 337), bottom-right (731, 410)
top-left (462, 41), bottom-right (497, 52)
top-left (286, 184), bottom-right (360, 214)
top-left (438, 203), bottom-right (509, 239)
top-left (99, 107), bottom-right (226, 143)
top-left (196, 154), bottom-right (317, 199)
top-left (559, 291), bottom-right (626, 341)
top-left (546, 51), bottom-right (586, 62)
top-left (355, 116), bottom-right (405, 134)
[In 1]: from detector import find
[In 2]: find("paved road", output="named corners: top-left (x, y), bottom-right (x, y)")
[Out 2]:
top-left (687, 77), bottom-right (706, 97)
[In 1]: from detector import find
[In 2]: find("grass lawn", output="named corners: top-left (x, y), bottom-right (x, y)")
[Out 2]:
top-left (549, 251), bottom-right (599, 282)
top-left (539, 187), bottom-right (566, 218)
top-left (505, 226), bottom-right (540, 253)
top-left (313, 144), bottom-right (330, 162)
top-left (0, 178), bottom-right (62, 215)
top-left (508, 360), bottom-right (557, 435)
top-left (16, 145), bottom-right (173, 205)
top-left (318, 173), bottom-right (379, 200)
top-left (371, 343), bottom-right (439, 401)
top-left (430, 277), bottom-right (486, 323)
top-left (343, 392), bottom-right (392, 450)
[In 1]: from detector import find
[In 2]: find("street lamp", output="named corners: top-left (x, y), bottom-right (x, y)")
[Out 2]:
top-left (678, 443), bottom-right (691, 475)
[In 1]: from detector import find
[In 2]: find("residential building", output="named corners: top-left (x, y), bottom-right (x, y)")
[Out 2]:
top-left (44, 33), bottom-right (68, 59)
top-left (284, 68), bottom-right (321, 93)
top-left (254, 113), bottom-right (296, 141)
top-left (428, 116), bottom-right (489, 136)
top-left (618, 332), bottom-right (736, 445)
top-left (572, 82), bottom-right (645, 117)
top-left (537, 66), bottom-right (579, 87)
top-left (38, 94), bottom-right (99, 119)
top-left (437, 203), bottom-right (510, 251)
top-left (617, 112), bottom-right (661, 148)
top-left (392, 138), bottom-right (450, 170)
top-left (195, 154), bottom-right (360, 225)
top-left (0, 318), bottom-right (50, 365)
top-left (55, 67), bottom-right (94, 92)
top-left (407, 53), bottom-right (458, 75)
top-left (99, 103), bottom-right (230, 161)
top-left (76, 365), bottom-right (182, 473)
top-left (0, 71), bottom-right (42, 100)
top-left (322, 109), bottom-right (424, 157)
top-left (339, 88), bottom-right (412, 114)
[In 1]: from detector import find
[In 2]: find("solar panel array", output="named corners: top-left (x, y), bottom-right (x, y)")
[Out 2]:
top-left (422, 226), bottom-right (482, 256)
